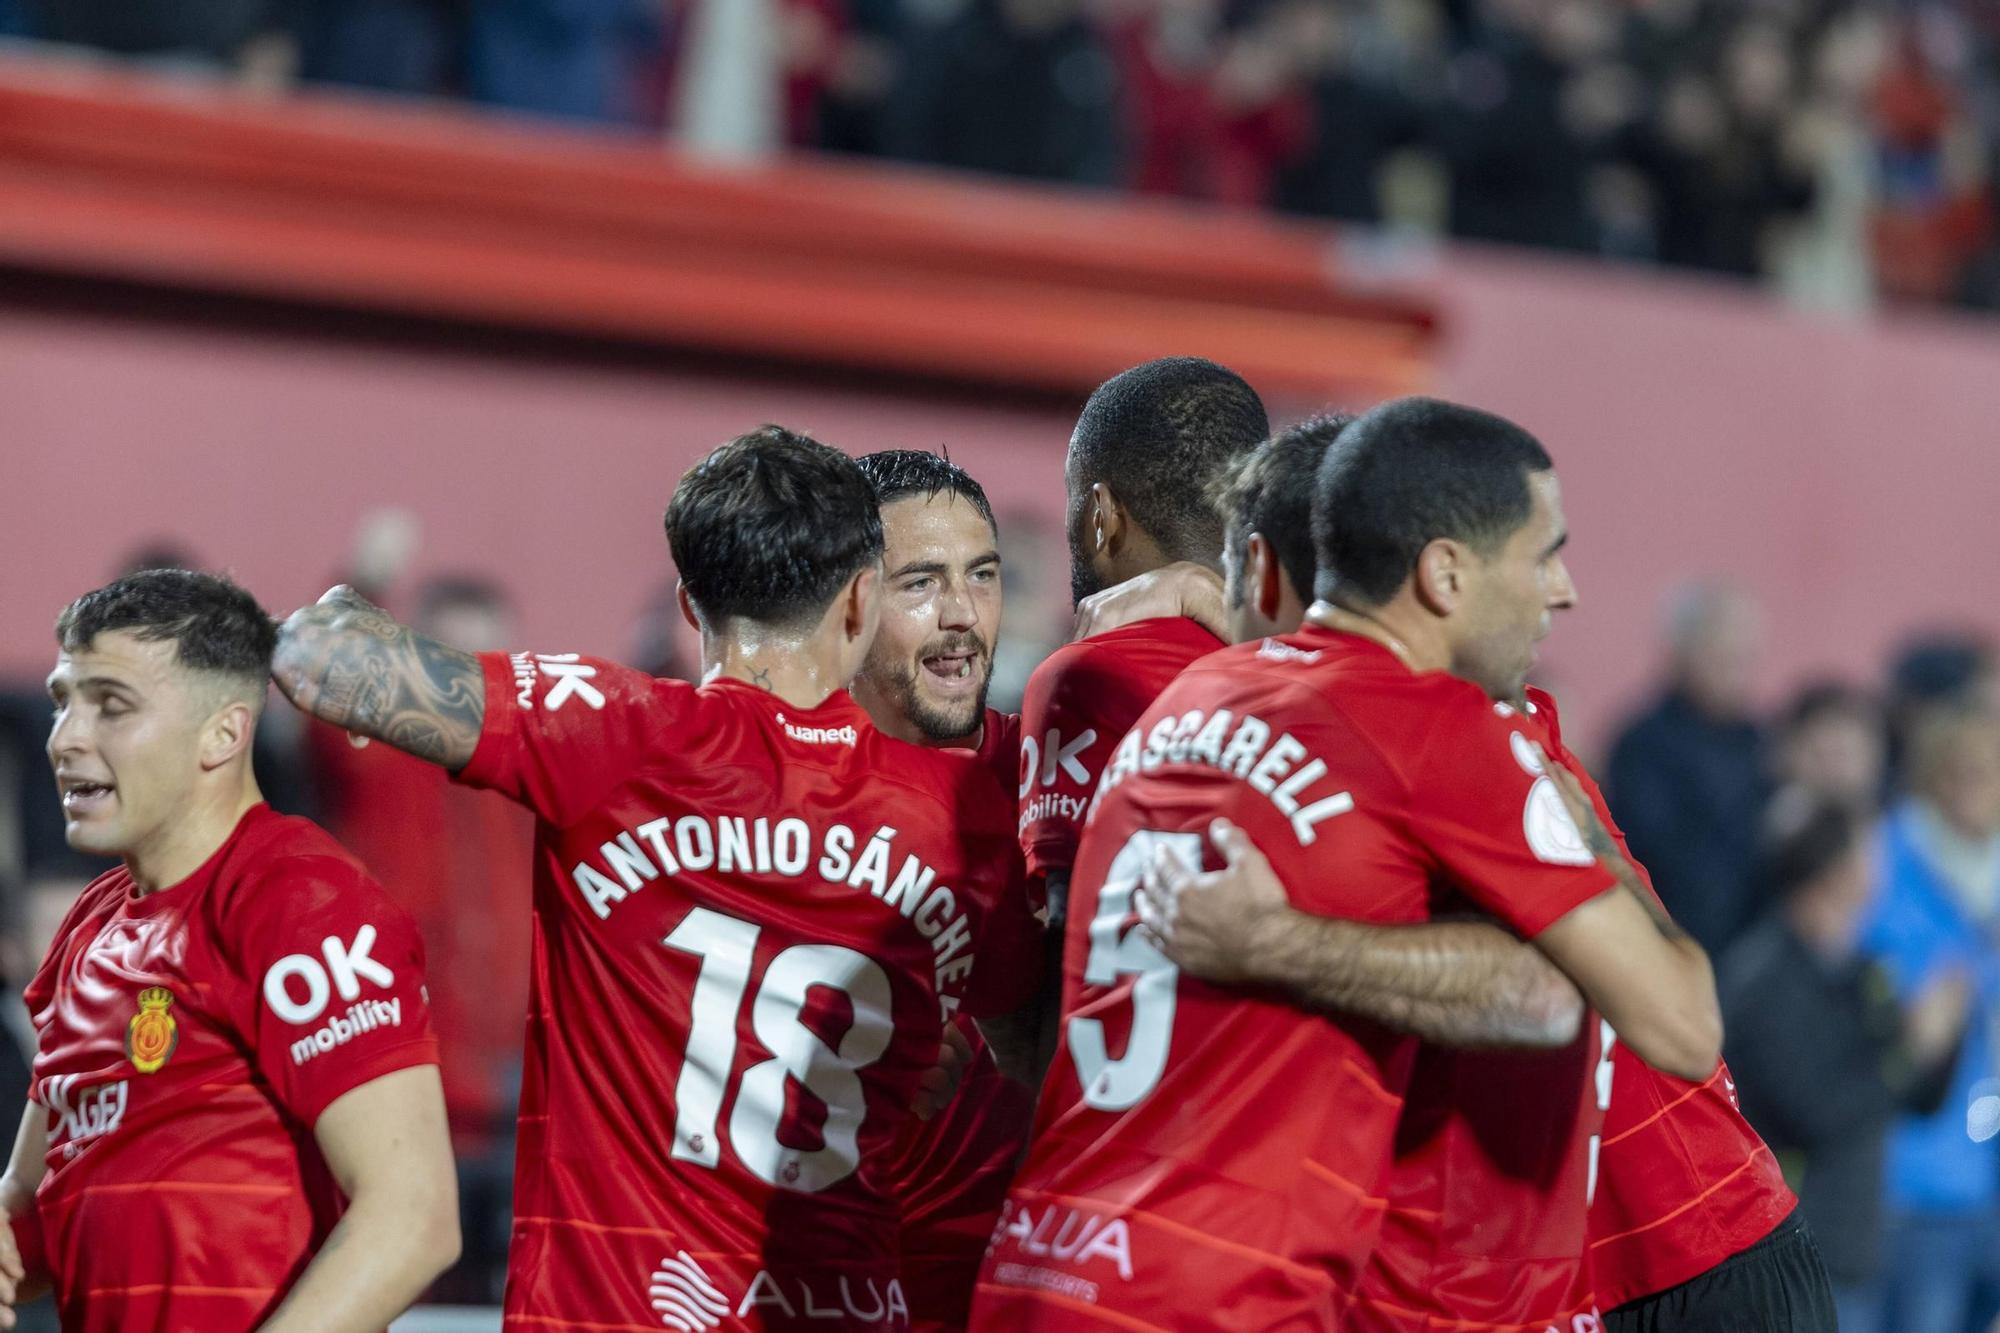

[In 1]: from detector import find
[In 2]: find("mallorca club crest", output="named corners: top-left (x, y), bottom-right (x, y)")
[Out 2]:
top-left (126, 987), bottom-right (178, 1074)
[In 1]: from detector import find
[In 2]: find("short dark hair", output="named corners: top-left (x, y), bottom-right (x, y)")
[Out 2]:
top-left (1213, 414), bottom-right (1355, 604)
top-left (55, 569), bottom-right (276, 692)
top-left (1312, 397), bottom-right (1554, 606)
top-left (1760, 789), bottom-right (1862, 900)
top-left (665, 425), bottom-right (885, 629)
top-left (856, 450), bottom-right (996, 531)
top-left (1070, 358), bottom-right (1269, 563)
top-left (1779, 681), bottom-right (1880, 741)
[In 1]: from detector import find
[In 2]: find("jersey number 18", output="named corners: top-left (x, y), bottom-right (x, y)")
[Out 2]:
top-left (664, 906), bottom-right (895, 1193)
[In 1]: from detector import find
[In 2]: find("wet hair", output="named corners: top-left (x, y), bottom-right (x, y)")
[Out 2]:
top-left (1212, 414), bottom-right (1356, 605)
top-left (856, 450), bottom-right (996, 531)
top-left (665, 425), bottom-right (885, 629)
top-left (1312, 396), bottom-right (1553, 605)
top-left (1070, 358), bottom-right (1269, 563)
top-left (55, 569), bottom-right (275, 696)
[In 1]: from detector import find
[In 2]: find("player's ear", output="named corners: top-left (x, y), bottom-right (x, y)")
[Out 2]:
top-left (1249, 532), bottom-right (1284, 621)
top-left (1089, 482), bottom-right (1124, 556)
top-left (843, 564), bottom-right (881, 643)
top-left (1413, 539), bottom-right (1467, 616)
top-left (199, 697), bottom-right (258, 773)
top-left (675, 581), bottom-right (702, 634)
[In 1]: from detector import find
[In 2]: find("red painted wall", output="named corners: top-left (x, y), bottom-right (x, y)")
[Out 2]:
top-left (6, 248), bottom-right (1998, 757)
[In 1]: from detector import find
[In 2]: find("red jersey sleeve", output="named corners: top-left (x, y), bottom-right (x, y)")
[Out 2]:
top-left (1527, 688), bottom-right (1660, 898)
top-left (231, 858), bottom-right (440, 1126)
top-left (1017, 642), bottom-right (1136, 878)
top-left (457, 650), bottom-right (692, 827)
top-left (1407, 695), bottom-right (1617, 938)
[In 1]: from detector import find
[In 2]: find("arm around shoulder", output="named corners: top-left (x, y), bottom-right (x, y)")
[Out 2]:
top-left (271, 586), bottom-right (485, 772)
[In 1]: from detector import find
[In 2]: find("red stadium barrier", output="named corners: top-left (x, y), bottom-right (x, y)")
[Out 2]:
top-left (0, 53), bottom-right (1437, 400)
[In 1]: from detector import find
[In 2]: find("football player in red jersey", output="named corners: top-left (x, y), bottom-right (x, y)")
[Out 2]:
top-left (976, 399), bottom-right (1729, 1332)
top-left (1019, 357), bottom-right (1267, 938)
top-left (0, 569), bottom-right (458, 1333)
top-left (274, 427), bottom-right (1026, 1332)
top-left (849, 450), bottom-right (1040, 1333)
top-left (1135, 412), bottom-right (1832, 1331)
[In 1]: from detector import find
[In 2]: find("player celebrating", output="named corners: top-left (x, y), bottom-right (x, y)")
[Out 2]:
top-left (0, 569), bottom-right (457, 1333)
top-left (273, 427), bottom-right (1023, 1331)
top-left (850, 450), bottom-right (1040, 1333)
top-left (1139, 418), bottom-right (1833, 1330)
top-left (1019, 357), bottom-right (1266, 935)
top-left (975, 399), bottom-right (1726, 1331)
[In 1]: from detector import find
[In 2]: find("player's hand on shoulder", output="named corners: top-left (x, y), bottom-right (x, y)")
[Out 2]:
top-left (1532, 744), bottom-right (1642, 892)
top-left (1136, 818), bottom-right (1294, 985)
top-left (271, 585), bottom-right (394, 708)
top-left (1071, 562), bottom-right (1227, 643)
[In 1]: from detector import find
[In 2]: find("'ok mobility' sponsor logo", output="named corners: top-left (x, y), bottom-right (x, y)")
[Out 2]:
top-left (289, 997), bottom-right (404, 1066)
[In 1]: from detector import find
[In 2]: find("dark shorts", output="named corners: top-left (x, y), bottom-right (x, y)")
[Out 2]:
top-left (1604, 1208), bottom-right (1838, 1333)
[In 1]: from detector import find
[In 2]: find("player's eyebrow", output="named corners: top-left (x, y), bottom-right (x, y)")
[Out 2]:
top-left (967, 549), bottom-right (1001, 570)
top-left (1542, 531), bottom-right (1568, 559)
top-left (890, 559), bottom-right (951, 580)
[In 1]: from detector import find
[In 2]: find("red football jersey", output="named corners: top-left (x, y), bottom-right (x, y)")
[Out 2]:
top-left (891, 710), bottom-right (1040, 1333)
top-left (1016, 618), bottom-right (1223, 880)
top-left (1530, 702), bottom-right (1797, 1311)
top-left (1354, 688), bottom-right (1611, 1332)
top-left (24, 804), bottom-right (438, 1333)
top-left (974, 630), bottom-right (1615, 1331)
top-left (457, 652), bottom-right (1023, 1331)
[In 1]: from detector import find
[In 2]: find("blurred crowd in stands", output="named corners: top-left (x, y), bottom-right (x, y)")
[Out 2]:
top-left (3, 0), bottom-right (2000, 312)
top-left (1607, 584), bottom-right (2000, 1333)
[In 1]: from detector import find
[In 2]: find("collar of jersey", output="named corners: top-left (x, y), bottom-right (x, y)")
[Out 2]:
top-left (703, 677), bottom-right (869, 726)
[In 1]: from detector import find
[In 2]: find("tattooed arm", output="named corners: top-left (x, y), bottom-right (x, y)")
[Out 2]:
top-left (272, 586), bottom-right (486, 772)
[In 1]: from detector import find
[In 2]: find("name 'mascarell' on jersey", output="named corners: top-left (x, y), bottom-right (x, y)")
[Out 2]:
top-left (25, 805), bottom-right (439, 1333)
top-left (975, 629), bottom-right (1619, 1333)
top-left (455, 651), bottom-right (1031, 1332)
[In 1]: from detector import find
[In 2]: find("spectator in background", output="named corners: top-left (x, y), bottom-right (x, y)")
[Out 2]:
top-left (1775, 680), bottom-right (1888, 814)
top-left (1272, 0), bottom-right (1427, 224)
top-left (1432, 0), bottom-right (1600, 253)
top-left (1888, 631), bottom-right (1998, 786)
top-left (1861, 703), bottom-right (2000, 1333)
top-left (883, 0), bottom-right (1121, 185)
top-left (1722, 791), bottom-right (1969, 1333)
top-left (19, 0), bottom-right (271, 65)
top-left (1607, 581), bottom-right (1767, 954)
top-left (291, 0), bottom-right (460, 97)
top-left (1870, 23), bottom-right (1995, 305)
top-left (466, 0), bottom-right (656, 122)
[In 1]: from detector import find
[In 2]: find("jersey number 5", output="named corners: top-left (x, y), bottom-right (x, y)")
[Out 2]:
top-left (1068, 830), bottom-right (1202, 1111)
top-left (664, 906), bottom-right (894, 1193)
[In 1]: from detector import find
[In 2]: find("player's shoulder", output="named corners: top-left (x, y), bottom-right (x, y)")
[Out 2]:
top-left (212, 807), bottom-right (390, 916)
top-left (1030, 617), bottom-right (1224, 690)
top-left (59, 867), bottom-right (132, 932)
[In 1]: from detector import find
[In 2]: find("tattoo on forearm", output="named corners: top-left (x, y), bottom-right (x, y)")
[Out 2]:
top-left (275, 594), bottom-right (485, 770)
